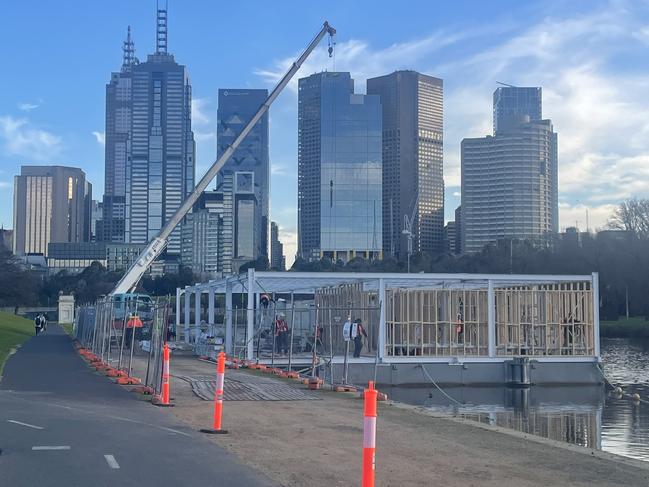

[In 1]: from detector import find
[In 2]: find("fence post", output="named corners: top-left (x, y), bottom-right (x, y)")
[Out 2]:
top-left (201, 351), bottom-right (228, 434)
top-left (362, 381), bottom-right (378, 487)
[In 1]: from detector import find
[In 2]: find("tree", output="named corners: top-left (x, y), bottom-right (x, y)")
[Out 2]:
top-left (0, 249), bottom-right (40, 306)
top-left (607, 198), bottom-right (649, 239)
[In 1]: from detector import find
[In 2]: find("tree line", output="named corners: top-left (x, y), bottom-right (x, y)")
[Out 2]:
top-left (0, 199), bottom-right (647, 321)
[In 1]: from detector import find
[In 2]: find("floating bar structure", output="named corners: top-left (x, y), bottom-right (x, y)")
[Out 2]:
top-left (178, 271), bottom-right (601, 386)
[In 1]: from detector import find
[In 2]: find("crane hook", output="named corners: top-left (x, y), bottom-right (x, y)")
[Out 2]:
top-left (328, 34), bottom-right (335, 58)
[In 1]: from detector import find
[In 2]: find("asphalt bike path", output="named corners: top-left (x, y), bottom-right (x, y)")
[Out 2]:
top-left (0, 324), bottom-right (276, 487)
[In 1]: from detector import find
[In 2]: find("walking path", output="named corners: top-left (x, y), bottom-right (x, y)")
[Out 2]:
top-left (0, 325), bottom-right (276, 487)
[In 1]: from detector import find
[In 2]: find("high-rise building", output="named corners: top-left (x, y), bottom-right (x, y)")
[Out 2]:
top-left (367, 71), bottom-right (444, 259)
top-left (461, 87), bottom-right (558, 254)
top-left (181, 191), bottom-right (227, 276)
top-left (13, 166), bottom-right (92, 256)
top-left (125, 7), bottom-right (195, 256)
top-left (444, 221), bottom-right (456, 254)
top-left (454, 205), bottom-right (463, 255)
top-left (100, 27), bottom-right (138, 243)
top-left (216, 89), bottom-right (269, 263)
top-left (298, 72), bottom-right (382, 262)
top-left (90, 200), bottom-right (102, 242)
top-left (270, 221), bottom-right (285, 271)
top-left (493, 86), bottom-right (542, 134)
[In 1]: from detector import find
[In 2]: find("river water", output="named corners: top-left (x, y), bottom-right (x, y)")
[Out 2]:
top-left (385, 338), bottom-right (649, 462)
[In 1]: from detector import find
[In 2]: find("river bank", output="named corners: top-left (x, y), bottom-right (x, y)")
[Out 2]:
top-left (601, 317), bottom-right (649, 338)
top-left (124, 353), bottom-right (649, 486)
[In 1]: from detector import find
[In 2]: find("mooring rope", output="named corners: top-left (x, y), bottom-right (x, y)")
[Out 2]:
top-left (419, 364), bottom-right (463, 406)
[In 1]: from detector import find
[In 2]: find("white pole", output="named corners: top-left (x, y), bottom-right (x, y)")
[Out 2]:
top-left (592, 272), bottom-right (600, 359)
top-left (184, 286), bottom-right (191, 344)
top-left (378, 278), bottom-right (386, 361)
top-left (225, 278), bottom-right (233, 355)
top-left (208, 287), bottom-right (215, 326)
top-left (175, 287), bottom-right (181, 333)
top-left (247, 269), bottom-right (255, 361)
top-left (194, 289), bottom-right (201, 343)
top-left (488, 279), bottom-right (496, 357)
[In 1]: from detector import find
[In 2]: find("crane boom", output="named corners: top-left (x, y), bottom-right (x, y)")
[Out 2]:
top-left (111, 21), bottom-right (337, 295)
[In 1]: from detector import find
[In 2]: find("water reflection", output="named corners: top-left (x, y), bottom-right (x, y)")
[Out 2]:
top-left (385, 338), bottom-right (649, 462)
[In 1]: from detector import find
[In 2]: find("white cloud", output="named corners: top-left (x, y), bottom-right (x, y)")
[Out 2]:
top-left (271, 163), bottom-right (295, 177)
top-left (256, 29), bottom-right (475, 94)
top-left (558, 202), bottom-right (617, 232)
top-left (192, 97), bottom-right (212, 126)
top-left (0, 181), bottom-right (10, 189)
top-left (92, 131), bottom-right (105, 146)
top-left (437, 3), bottom-right (649, 210)
top-left (194, 131), bottom-right (215, 142)
top-left (0, 115), bottom-right (62, 161)
top-left (18, 102), bottom-right (39, 112)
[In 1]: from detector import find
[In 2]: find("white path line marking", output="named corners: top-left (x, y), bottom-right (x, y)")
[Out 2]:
top-left (32, 446), bottom-right (70, 451)
top-left (7, 420), bottom-right (44, 430)
top-left (104, 454), bottom-right (120, 469)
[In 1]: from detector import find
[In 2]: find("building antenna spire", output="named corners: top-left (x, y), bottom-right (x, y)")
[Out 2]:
top-left (156, 0), bottom-right (168, 54)
top-left (122, 25), bottom-right (137, 71)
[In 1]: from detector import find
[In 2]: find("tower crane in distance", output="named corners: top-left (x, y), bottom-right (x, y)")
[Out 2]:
top-left (111, 22), bottom-right (337, 295)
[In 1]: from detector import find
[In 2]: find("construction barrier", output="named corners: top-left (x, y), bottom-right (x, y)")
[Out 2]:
top-left (362, 381), bottom-right (378, 487)
top-left (158, 343), bottom-right (172, 406)
top-left (201, 351), bottom-right (228, 434)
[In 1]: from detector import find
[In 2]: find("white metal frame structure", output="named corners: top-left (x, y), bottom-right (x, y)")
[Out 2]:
top-left (177, 270), bottom-right (601, 364)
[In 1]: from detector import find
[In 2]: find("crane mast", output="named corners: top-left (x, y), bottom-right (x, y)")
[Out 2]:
top-left (111, 22), bottom-right (337, 295)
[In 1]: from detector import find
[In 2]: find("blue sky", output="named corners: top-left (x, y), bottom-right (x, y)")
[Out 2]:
top-left (2, 0), bottom-right (649, 263)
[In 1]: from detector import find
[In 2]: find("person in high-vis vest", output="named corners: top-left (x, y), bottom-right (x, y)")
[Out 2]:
top-left (352, 318), bottom-right (368, 358)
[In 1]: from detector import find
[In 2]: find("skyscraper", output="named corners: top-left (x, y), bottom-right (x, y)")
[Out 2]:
top-left (125, 6), bottom-right (195, 256)
top-left (181, 191), bottom-right (227, 276)
top-left (298, 72), bottom-right (382, 262)
top-left (100, 26), bottom-right (137, 243)
top-left (367, 71), bottom-right (444, 259)
top-left (270, 221), bottom-right (285, 271)
top-left (13, 166), bottom-right (92, 256)
top-left (216, 89), bottom-right (269, 263)
top-left (461, 87), bottom-right (558, 254)
top-left (493, 86), bottom-right (542, 134)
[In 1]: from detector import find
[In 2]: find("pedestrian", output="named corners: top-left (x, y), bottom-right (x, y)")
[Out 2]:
top-left (352, 318), bottom-right (368, 358)
top-left (275, 313), bottom-right (289, 355)
top-left (41, 313), bottom-right (48, 334)
top-left (34, 313), bottom-right (43, 336)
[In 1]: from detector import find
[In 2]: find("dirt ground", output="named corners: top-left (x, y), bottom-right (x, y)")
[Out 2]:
top-left (127, 353), bottom-right (649, 487)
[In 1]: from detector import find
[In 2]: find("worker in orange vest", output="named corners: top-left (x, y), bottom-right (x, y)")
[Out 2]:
top-left (274, 313), bottom-right (289, 355)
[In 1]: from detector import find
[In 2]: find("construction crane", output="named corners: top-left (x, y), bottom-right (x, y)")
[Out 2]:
top-left (401, 192), bottom-right (419, 273)
top-left (111, 21), bottom-right (337, 295)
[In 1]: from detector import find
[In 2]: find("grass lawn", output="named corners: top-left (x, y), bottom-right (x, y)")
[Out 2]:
top-left (0, 311), bottom-right (34, 375)
top-left (60, 323), bottom-right (74, 336)
top-left (601, 317), bottom-right (649, 338)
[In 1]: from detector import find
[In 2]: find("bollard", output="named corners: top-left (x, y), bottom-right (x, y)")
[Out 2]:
top-left (201, 351), bottom-right (228, 434)
top-left (155, 343), bottom-right (173, 407)
top-left (362, 381), bottom-right (378, 487)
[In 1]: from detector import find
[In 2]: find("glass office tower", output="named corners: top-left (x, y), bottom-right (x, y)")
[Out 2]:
top-left (125, 20), bottom-right (195, 256)
top-left (367, 71), bottom-right (445, 258)
top-left (493, 86), bottom-right (542, 134)
top-left (298, 72), bottom-right (382, 262)
top-left (462, 86), bottom-right (558, 254)
top-left (216, 89), bottom-right (269, 262)
top-left (101, 27), bottom-right (137, 243)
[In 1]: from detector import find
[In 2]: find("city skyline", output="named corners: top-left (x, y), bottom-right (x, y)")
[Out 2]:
top-left (2, 1), bottom-right (649, 265)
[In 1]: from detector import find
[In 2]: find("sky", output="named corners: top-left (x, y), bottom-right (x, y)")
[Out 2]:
top-left (2, 0), bottom-right (649, 265)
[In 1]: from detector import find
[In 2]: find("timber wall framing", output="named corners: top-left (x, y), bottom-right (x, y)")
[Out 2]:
top-left (385, 282), bottom-right (594, 358)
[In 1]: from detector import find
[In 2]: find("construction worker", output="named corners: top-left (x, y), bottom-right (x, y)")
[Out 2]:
top-left (275, 313), bottom-right (289, 355)
top-left (352, 318), bottom-right (368, 358)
